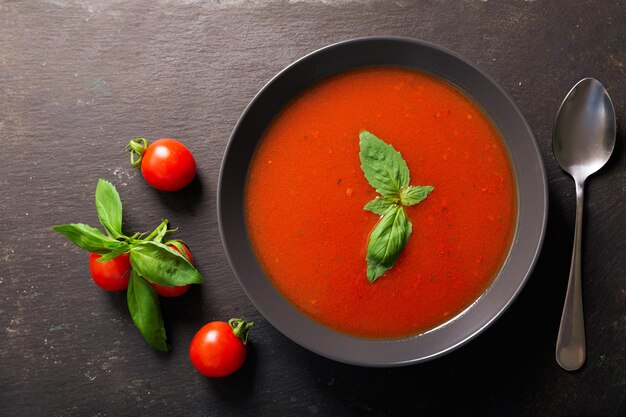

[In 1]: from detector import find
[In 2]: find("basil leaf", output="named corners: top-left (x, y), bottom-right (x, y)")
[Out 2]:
top-left (360, 131), bottom-right (434, 282)
top-left (52, 223), bottom-right (126, 254)
top-left (129, 241), bottom-right (202, 286)
top-left (95, 179), bottom-right (123, 238)
top-left (359, 131), bottom-right (410, 197)
top-left (127, 271), bottom-right (169, 352)
top-left (96, 243), bottom-right (130, 262)
top-left (400, 185), bottom-right (434, 206)
top-left (364, 197), bottom-right (398, 215)
top-left (366, 205), bottom-right (412, 283)
top-left (165, 240), bottom-right (189, 261)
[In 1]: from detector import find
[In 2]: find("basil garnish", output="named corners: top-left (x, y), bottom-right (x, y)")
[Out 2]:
top-left (359, 130), bottom-right (410, 197)
top-left (359, 131), bottom-right (434, 283)
top-left (363, 196), bottom-right (398, 216)
top-left (51, 223), bottom-right (126, 254)
top-left (400, 185), bottom-right (435, 206)
top-left (95, 179), bottom-right (124, 239)
top-left (53, 179), bottom-right (203, 351)
top-left (129, 241), bottom-right (202, 286)
top-left (366, 205), bottom-right (412, 282)
top-left (96, 243), bottom-right (130, 262)
top-left (127, 271), bottom-right (169, 352)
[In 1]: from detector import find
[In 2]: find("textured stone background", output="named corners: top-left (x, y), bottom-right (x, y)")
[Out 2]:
top-left (1, 1), bottom-right (624, 416)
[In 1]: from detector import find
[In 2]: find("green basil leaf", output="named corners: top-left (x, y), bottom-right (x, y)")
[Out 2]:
top-left (129, 241), bottom-right (202, 286)
top-left (363, 197), bottom-right (398, 215)
top-left (96, 243), bottom-right (130, 262)
top-left (127, 271), bottom-right (169, 352)
top-left (366, 205), bottom-right (412, 283)
top-left (52, 223), bottom-right (126, 254)
top-left (360, 131), bottom-right (433, 282)
top-left (95, 179), bottom-right (123, 238)
top-left (165, 240), bottom-right (189, 261)
top-left (400, 185), bottom-right (434, 206)
top-left (359, 131), bottom-right (410, 197)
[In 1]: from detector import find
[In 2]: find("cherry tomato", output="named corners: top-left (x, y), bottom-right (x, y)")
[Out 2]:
top-left (189, 318), bottom-right (253, 377)
top-left (129, 138), bottom-right (196, 191)
top-left (151, 243), bottom-right (193, 297)
top-left (151, 283), bottom-right (190, 297)
top-left (88, 253), bottom-right (131, 291)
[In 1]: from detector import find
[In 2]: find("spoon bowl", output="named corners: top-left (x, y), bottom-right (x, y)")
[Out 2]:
top-left (553, 78), bottom-right (616, 371)
top-left (554, 78), bottom-right (616, 181)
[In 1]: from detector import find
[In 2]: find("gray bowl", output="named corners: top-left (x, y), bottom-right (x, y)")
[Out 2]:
top-left (218, 37), bottom-right (548, 367)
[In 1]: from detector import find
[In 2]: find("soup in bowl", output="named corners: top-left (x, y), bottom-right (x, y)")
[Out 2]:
top-left (218, 37), bottom-right (547, 366)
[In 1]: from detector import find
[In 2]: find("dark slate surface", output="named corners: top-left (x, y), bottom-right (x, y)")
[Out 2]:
top-left (1, 1), bottom-right (625, 416)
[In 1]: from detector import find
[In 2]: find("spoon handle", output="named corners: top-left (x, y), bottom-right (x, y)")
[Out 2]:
top-left (556, 179), bottom-right (586, 371)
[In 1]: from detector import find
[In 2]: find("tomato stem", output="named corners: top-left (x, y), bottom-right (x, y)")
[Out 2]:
top-left (126, 138), bottom-right (149, 168)
top-left (229, 318), bottom-right (254, 345)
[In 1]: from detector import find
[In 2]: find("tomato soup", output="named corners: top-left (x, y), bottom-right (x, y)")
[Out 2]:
top-left (244, 67), bottom-right (516, 339)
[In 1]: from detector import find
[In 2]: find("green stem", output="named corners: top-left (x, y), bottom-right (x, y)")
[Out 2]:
top-left (143, 219), bottom-right (169, 242)
top-left (126, 138), bottom-right (149, 168)
top-left (229, 318), bottom-right (254, 345)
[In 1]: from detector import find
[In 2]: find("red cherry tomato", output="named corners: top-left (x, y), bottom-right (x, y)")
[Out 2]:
top-left (189, 319), bottom-right (253, 377)
top-left (151, 283), bottom-right (189, 297)
top-left (129, 138), bottom-right (196, 191)
top-left (88, 253), bottom-right (131, 291)
top-left (151, 243), bottom-right (193, 297)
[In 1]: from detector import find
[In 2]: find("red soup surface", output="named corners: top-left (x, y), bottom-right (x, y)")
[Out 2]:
top-left (245, 67), bottom-right (517, 339)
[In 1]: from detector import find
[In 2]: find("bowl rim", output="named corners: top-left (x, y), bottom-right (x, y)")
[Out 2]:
top-left (217, 36), bottom-right (548, 367)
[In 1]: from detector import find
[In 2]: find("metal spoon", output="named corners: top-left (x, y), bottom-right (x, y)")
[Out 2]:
top-left (553, 78), bottom-right (616, 371)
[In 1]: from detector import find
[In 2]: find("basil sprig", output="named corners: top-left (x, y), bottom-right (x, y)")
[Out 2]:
top-left (95, 179), bottom-right (124, 239)
top-left (127, 270), bottom-right (168, 351)
top-left (52, 223), bottom-right (127, 254)
top-left (359, 131), bottom-right (434, 282)
top-left (52, 179), bottom-right (203, 351)
top-left (129, 241), bottom-right (202, 286)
